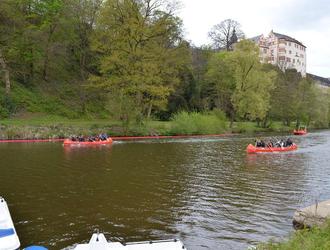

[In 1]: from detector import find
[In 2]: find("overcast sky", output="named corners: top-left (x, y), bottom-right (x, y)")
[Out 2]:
top-left (177, 0), bottom-right (329, 77)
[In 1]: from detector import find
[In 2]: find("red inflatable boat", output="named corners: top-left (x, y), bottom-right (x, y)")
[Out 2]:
top-left (293, 129), bottom-right (307, 135)
top-left (246, 144), bottom-right (297, 154)
top-left (63, 138), bottom-right (113, 146)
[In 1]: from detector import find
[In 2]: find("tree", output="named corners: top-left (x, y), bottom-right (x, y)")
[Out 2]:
top-left (293, 77), bottom-right (325, 128)
top-left (0, 49), bottom-right (10, 95)
top-left (68, 0), bottom-right (103, 80)
top-left (230, 40), bottom-right (276, 121)
top-left (0, 0), bottom-right (79, 85)
top-left (269, 69), bottom-right (301, 126)
top-left (91, 0), bottom-right (190, 121)
top-left (208, 19), bottom-right (245, 51)
top-left (0, 0), bottom-right (23, 91)
top-left (206, 51), bottom-right (236, 126)
top-left (206, 40), bottom-right (276, 124)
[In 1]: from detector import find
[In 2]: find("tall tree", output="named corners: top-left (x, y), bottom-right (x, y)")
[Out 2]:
top-left (230, 40), bottom-right (276, 121)
top-left (0, 0), bottom-right (23, 90)
top-left (269, 69), bottom-right (301, 126)
top-left (68, 0), bottom-right (103, 80)
top-left (206, 51), bottom-right (236, 126)
top-left (208, 19), bottom-right (245, 51)
top-left (91, 0), bottom-right (190, 121)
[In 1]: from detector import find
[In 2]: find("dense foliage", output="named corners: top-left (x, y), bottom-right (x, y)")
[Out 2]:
top-left (0, 0), bottom-right (329, 129)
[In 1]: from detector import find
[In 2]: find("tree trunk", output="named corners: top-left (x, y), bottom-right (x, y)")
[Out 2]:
top-left (43, 49), bottom-right (50, 81)
top-left (43, 25), bottom-right (56, 81)
top-left (147, 102), bottom-right (152, 119)
top-left (229, 111), bottom-right (234, 128)
top-left (262, 116), bottom-right (268, 128)
top-left (29, 48), bottom-right (34, 84)
top-left (0, 49), bottom-right (11, 95)
top-left (256, 118), bottom-right (260, 127)
top-left (296, 119), bottom-right (300, 129)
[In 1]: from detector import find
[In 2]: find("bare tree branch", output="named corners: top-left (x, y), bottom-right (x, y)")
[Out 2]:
top-left (208, 19), bottom-right (245, 50)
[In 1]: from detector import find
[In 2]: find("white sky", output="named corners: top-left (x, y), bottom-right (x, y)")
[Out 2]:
top-left (177, 0), bottom-right (330, 77)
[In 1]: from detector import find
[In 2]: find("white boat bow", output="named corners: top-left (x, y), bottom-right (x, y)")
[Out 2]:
top-left (74, 233), bottom-right (186, 250)
top-left (0, 197), bottom-right (20, 250)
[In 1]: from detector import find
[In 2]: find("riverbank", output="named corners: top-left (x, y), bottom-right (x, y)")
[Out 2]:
top-left (0, 115), bottom-right (298, 140)
top-left (257, 219), bottom-right (330, 250)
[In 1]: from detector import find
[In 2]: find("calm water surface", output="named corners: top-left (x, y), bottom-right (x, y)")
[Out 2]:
top-left (1, 131), bottom-right (330, 249)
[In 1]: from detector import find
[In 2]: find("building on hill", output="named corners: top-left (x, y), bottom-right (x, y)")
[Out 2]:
top-left (251, 30), bottom-right (307, 76)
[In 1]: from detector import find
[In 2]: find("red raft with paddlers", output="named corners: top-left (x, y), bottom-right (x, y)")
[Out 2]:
top-left (246, 143), bottom-right (298, 154)
top-left (63, 138), bottom-right (113, 146)
top-left (63, 138), bottom-right (113, 145)
top-left (63, 134), bottom-right (113, 146)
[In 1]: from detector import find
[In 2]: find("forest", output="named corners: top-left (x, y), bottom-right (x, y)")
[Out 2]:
top-left (0, 0), bottom-right (329, 136)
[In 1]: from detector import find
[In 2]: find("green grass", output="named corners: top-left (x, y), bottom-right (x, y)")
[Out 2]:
top-left (0, 116), bottom-right (171, 139)
top-left (0, 115), bottom-right (117, 126)
top-left (257, 220), bottom-right (330, 250)
top-left (170, 111), bottom-right (228, 135)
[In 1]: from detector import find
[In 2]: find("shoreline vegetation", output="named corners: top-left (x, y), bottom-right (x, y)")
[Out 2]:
top-left (0, 113), bottom-right (310, 140)
top-left (257, 220), bottom-right (330, 250)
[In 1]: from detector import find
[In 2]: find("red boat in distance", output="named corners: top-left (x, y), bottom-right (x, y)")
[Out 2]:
top-left (293, 127), bottom-right (307, 135)
top-left (246, 144), bottom-right (298, 154)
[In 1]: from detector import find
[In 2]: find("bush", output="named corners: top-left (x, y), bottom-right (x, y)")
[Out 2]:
top-left (170, 110), bottom-right (227, 135)
top-left (0, 105), bottom-right (9, 118)
top-left (0, 91), bottom-right (15, 118)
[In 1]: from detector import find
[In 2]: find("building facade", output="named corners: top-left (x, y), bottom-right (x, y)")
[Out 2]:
top-left (251, 31), bottom-right (307, 76)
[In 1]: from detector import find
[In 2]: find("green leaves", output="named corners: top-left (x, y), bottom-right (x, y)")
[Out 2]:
top-left (92, 0), bottom-right (190, 119)
top-left (206, 40), bottom-right (276, 122)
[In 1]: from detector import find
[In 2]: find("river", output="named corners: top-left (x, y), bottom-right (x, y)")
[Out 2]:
top-left (1, 131), bottom-right (330, 249)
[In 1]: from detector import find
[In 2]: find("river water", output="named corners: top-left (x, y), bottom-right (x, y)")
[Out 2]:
top-left (1, 131), bottom-right (330, 249)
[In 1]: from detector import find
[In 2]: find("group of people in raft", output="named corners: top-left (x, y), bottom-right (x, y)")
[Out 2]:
top-left (255, 138), bottom-right (294, 148)
top-left (70, 133), bottom-right (109, 142)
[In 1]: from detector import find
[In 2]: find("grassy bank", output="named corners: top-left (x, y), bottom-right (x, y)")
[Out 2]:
top-left (0, 113), bottom-right (300, 140)
top-left (257, 220), bottom-right (330, 250)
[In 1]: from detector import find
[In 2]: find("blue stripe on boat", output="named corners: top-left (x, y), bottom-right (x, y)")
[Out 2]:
top-left (25, 246), bottom-right (48, 250)
top-left (0, 228), bottom-right (15, 238)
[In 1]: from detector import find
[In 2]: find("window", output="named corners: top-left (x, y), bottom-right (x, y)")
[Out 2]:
top-left (289, 42), bottom-right (291, 46)
top-left (289, 50), bottom-right (292, 54)
top-left (293, 59), bottom-right (295, 63)
top-left (287, 58), bottom-right (291, 62)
